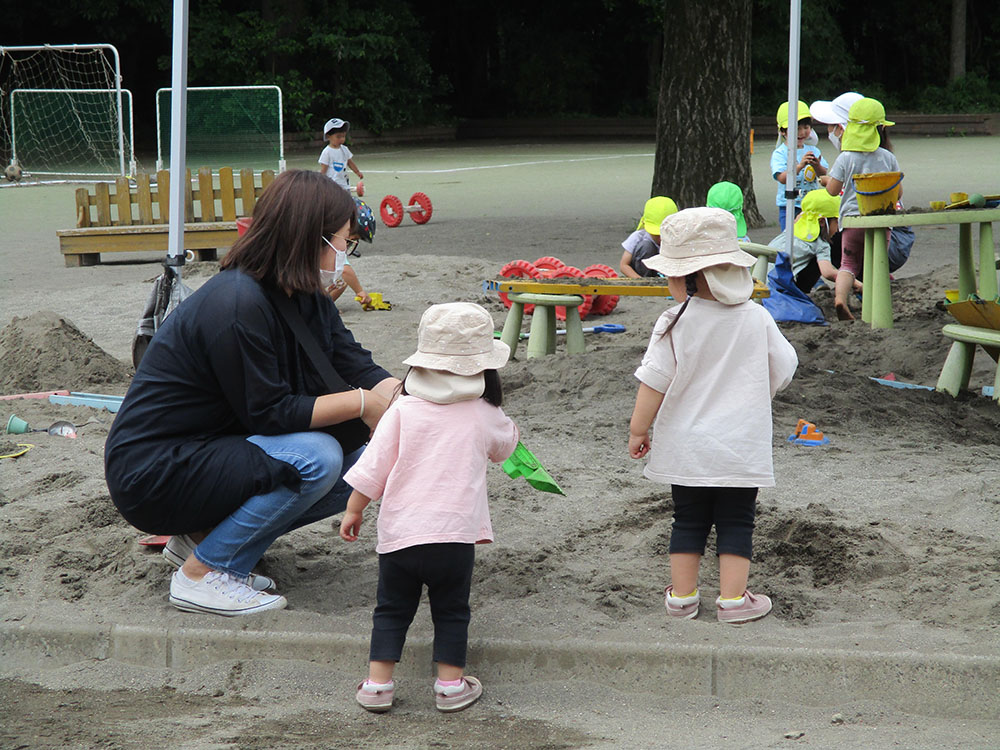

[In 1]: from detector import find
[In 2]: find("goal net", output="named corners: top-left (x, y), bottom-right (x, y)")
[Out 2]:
top-left (156, 85), bottom-right (285, 172)
top-left (0, 44), bottom-right (135, 178)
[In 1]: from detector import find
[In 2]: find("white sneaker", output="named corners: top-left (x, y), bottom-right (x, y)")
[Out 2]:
top-left (169, 570), bottom-right (287, 616)
top-left (163, 535), bottom-right (276, 591)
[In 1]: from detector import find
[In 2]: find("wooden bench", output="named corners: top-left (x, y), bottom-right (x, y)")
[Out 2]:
top-left (936, 323), bottom-right (1000, 404)
top-left (56, 167), bottom-right (275, 267)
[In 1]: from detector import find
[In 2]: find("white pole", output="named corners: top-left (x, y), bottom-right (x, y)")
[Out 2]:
top-left (166, 0), bottom-right (189, 273)
top-left (107, 44), bottom-right (126, 177)
top-left (784, 0), bottom-right (802, 264)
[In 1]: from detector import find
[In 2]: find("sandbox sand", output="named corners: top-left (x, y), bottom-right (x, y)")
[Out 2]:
top-left (2, 195), bottom-right (999, 747)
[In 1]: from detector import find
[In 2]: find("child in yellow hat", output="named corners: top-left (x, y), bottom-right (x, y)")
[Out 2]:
top-left (824, 97), bottom-right (900, 321)
top-left (766, 189), bottom-right (861, 296)
top-left (771, 101), bottom-right (828, 230)
top-left (618, 196), bottom-right (679, 278)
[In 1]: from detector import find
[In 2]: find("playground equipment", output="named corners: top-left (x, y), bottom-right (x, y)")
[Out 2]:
top-left (380, 191), bottom-right (433, 227)
top-left (496, 256), bottom-right (620, 320)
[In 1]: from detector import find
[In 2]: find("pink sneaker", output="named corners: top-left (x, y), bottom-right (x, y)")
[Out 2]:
top-left (356, 680), bottom-right (394, 712)
top-left (435, 676), bottom-right (483, 712)
top-left (716, 590), bottom-right (772, 624)
top-left (664, 586), bottom-right (700, 619)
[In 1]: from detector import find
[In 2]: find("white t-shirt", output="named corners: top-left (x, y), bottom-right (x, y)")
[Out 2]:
top-left (318, 144), bottom-right (353, 189)
top-left (622, 229), bottom-right (652, 254)
top-left (634, 298), bottom-right (798, 487)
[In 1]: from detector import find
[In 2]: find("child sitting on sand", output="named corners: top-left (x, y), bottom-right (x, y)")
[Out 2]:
top-left (340, 302), bottom-right (519, 713)
top-left (619, 196), bottom-right (679, 278)
top-left (628, 207), bottom-right (797, 624)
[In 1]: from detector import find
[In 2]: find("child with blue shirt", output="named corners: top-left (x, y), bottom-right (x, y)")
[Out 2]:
top-left (770, 101), bottom-right (827, 230)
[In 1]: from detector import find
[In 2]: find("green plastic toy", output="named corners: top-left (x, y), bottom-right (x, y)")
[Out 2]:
top-left (502, 442), bottom-right (565, 495)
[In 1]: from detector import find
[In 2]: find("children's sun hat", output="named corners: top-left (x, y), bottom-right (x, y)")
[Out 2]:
top-left (809, 92), bottom-right (864, 126)
top-left (403, 302), bottom-right (510, 376)
top-left (642, 207), bottom-right (756, 305)
top-left (637, 196), bottom-right (679, 234)
top-left (705, 181), bottom-right (747, 237)
top-left (794, 189), bottom-right (841, 242)
top-left (324, 118), bottom-right (350, 135)
top-left (776, 100), bottom-right (811, 129)
top-left (840, 97), bottom-right (893, 152)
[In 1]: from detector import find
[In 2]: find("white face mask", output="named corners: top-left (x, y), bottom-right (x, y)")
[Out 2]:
top-left (828, 131), bottom-right (841, 151)
top-left (321, 236), bottom-right (347, 287)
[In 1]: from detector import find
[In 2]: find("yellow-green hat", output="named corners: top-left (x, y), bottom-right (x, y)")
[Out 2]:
top-left (706, 181), bottom-right (747, 237)
top-left (776, 100), bottom-right (811, 129)
top-left (638, 196), bottom-right (679, 235)
top-left (794, 189), bottom-right (841, 241)
top-left (848, 97), bottom-right (894, 127)
top-left (841, 97), bottom-right (893, 152)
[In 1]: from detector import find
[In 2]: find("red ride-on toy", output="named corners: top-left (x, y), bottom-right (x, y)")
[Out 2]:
top-left (380, 192), bottom-right (433, 227)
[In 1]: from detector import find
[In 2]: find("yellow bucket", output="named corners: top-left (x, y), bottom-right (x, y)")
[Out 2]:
top-left (853, 171), bottom-right (904, 215)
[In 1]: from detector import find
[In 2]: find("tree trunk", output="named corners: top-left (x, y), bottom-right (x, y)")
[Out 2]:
top-left (949, 0), bottom-right (967, 82)
top-left (652, 0), bottom-right (763, 228)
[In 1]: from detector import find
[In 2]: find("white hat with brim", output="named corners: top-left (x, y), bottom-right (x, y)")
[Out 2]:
top-left (809, 92), bottom-right (864, 126)
top-left (642, 207), bottom-right (757, 278)
top-left (404, 367), bottom-right (485, 404)
top-left (403, 302), bottom-right (510, 376)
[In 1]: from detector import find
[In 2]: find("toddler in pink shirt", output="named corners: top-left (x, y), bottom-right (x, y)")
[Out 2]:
top-left (341, 302), bottom-right (519, 714)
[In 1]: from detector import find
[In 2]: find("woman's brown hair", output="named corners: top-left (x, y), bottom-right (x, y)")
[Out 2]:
top-left (221, 169), bottom-right (359, 292)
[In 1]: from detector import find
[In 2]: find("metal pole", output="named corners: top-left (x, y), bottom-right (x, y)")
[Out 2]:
top-left (166, 0), bottom-right (189, 275)
top-left (784, 0), bottom-right (802, 264)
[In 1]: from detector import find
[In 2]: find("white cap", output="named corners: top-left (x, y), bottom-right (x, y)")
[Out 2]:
top-left (809, 92), bottom-right (864, 126)
top-left (323, 118), bottom-right (350, 134)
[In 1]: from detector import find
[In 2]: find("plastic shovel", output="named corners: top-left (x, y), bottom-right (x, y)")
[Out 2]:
top-left (557, 323), bottom-right (625, 335)
top-left (502, 442), bottom-right (565, 495)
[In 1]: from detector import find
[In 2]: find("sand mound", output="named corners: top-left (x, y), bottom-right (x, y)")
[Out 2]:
top-left (0, 311), bottom-right (133, 393)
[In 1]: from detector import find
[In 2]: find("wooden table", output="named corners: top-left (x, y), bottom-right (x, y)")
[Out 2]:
top-left (842, 208), bottom-right (1000, 329)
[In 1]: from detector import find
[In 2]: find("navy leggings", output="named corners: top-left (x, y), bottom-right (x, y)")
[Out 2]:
top-left (369, 543), bottom-right (475, 668)
top-left (669, 485), bottom-right (758, 560)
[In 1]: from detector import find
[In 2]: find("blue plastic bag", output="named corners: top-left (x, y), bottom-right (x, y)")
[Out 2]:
top-left (762, 251), bottom-right (827, 325)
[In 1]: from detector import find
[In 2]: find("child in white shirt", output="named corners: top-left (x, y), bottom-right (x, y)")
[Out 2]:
top-left (628, 207), bottom-right (797, 625)
top-left (341, 302), bottom-right (519, 714)
top-left (318, 117), bottom-right (363, 192)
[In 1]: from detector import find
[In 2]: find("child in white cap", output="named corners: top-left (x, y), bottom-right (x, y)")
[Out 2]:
top-left (318, 117), bottom-right (364, 193)
top-left (628, 207), bottom-right (798, 624)
top-left (340, 302), bottom-right (519, 713)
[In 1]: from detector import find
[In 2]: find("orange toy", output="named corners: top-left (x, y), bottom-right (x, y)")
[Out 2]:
top-left (787, 419), bottom-right (829, 446)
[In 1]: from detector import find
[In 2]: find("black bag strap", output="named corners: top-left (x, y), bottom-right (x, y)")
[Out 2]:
top-left (267, 288), bottom-right (350, 393)
top-left (267, 288), bottom-right (369, 453)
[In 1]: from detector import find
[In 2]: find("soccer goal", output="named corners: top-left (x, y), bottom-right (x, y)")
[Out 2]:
top-left (156, 85), bottom-right (285, 172)
top-left (0, 44), bottom-right (135, 179)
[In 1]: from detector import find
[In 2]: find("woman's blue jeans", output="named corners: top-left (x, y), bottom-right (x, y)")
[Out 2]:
top-left (193, 431), bottom-right (362, 578)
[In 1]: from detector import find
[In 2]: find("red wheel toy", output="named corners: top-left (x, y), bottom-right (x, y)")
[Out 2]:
top-left (583, 263), bottom-right (620, 316)
top-left (380, 195), bottom-right (404, 227)
top-left (533, 256), bottom-right (565, 271)
top-left (548, 265), bottom-right (593, 321)
top-left (408, 192), bottom-right (433, 224)
top-left (498, 260), bottom-right (541, 314)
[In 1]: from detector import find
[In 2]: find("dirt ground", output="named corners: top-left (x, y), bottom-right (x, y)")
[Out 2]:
top-left (1, 137), bottom-right (999, 748)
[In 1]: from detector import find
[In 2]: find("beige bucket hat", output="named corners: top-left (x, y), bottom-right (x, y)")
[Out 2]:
top-left (642, 207), bottom-right (756, 305)
top-left (403, 302), bottom-right (510, 375)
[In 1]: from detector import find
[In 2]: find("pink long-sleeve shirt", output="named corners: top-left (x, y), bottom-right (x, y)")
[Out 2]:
top-left (344, 395), bottom-right (519, 554)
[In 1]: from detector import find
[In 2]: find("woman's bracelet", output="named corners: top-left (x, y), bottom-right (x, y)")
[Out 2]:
top-left (358, 389), bottom-right (366, 419)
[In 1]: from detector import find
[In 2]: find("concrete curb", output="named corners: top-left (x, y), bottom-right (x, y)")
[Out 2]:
top-left (3, 621), bottom-right (997, 719)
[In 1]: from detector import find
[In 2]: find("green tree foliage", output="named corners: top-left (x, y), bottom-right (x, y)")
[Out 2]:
top-left (2, 0), bottom-right (997, 139)
top-left (183, 0), bottom-right (443, 134)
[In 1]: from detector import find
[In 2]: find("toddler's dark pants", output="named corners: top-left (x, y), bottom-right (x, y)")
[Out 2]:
top-left (668, 485), bottom-right (758, 560)
top-left (369, 542), bottom-right (475, 668)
